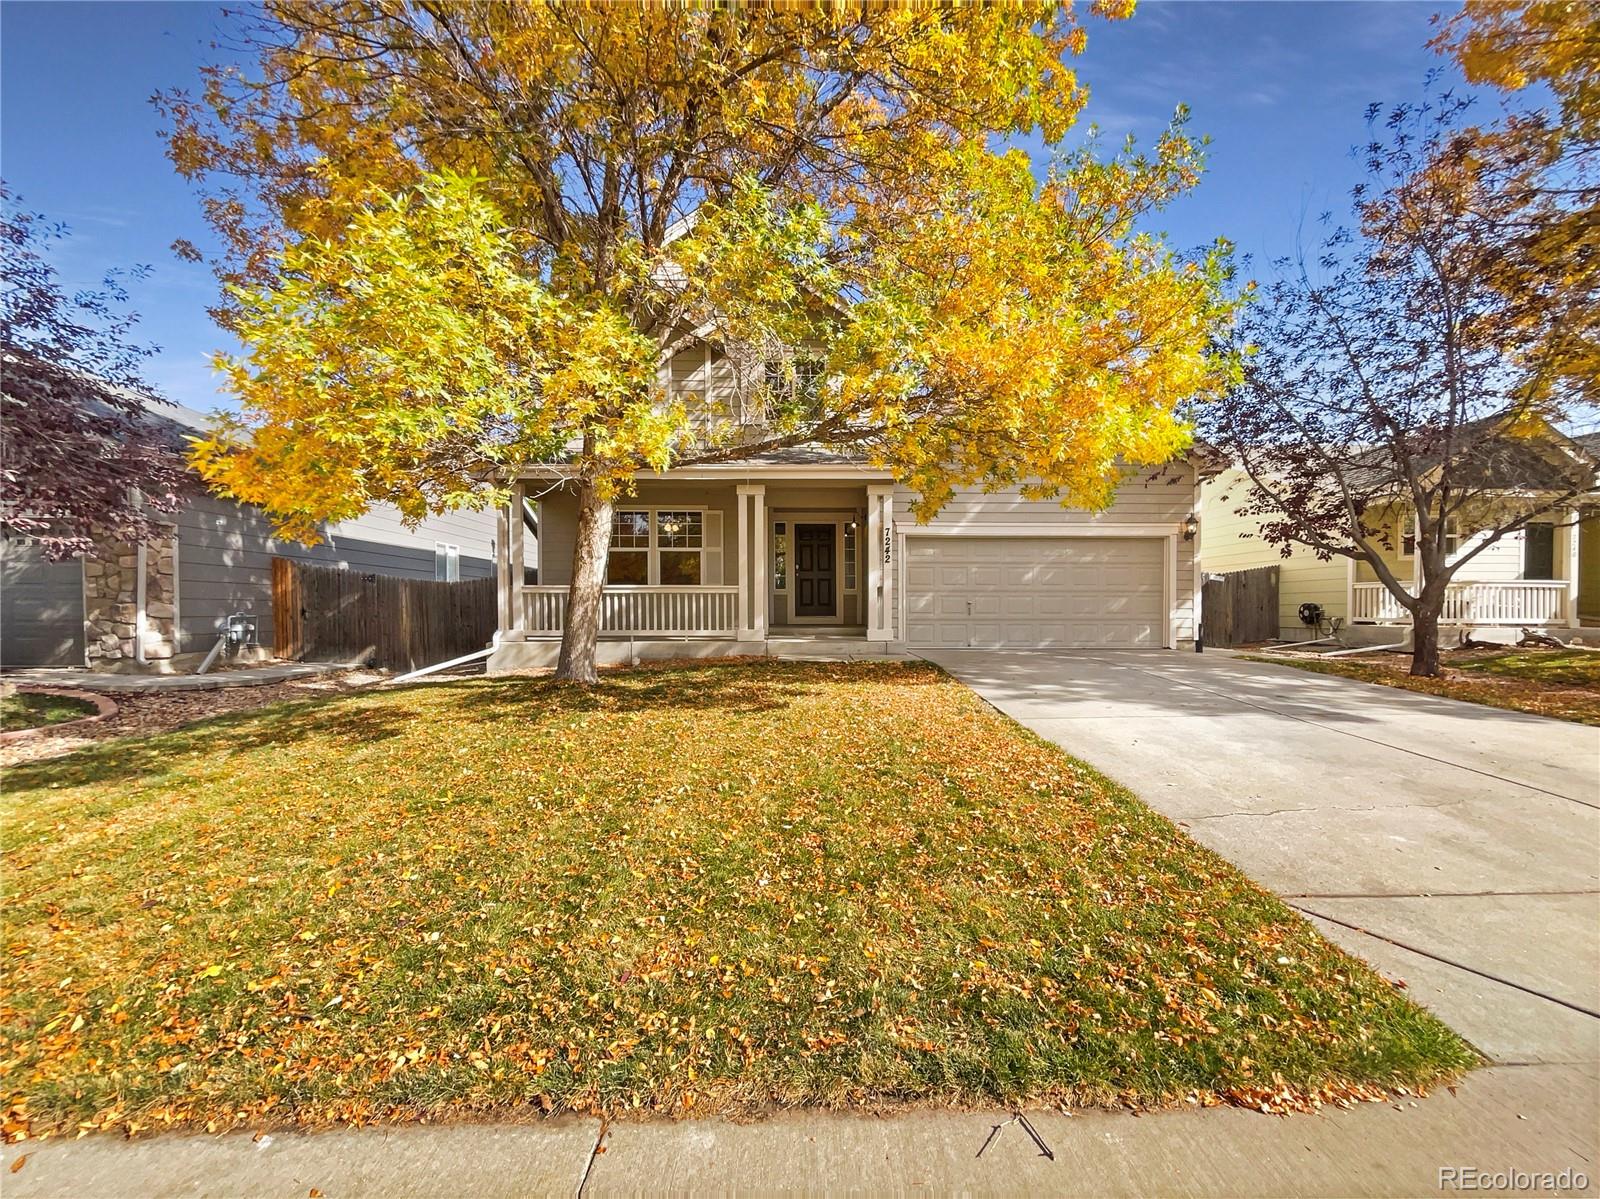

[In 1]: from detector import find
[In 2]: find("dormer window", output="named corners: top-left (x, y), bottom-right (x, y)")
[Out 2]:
top-left (764, 355), bottom-right (824, 405)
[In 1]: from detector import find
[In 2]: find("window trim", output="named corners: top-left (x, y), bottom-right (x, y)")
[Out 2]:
top-left (843, 519), bottom-right (859, 594)
top-left (605, 505), bottom-right (711, 587)
top-left (434, 542), bottom-right (461, 582)
top-left (1400, 513), bottom-right (1463, 559)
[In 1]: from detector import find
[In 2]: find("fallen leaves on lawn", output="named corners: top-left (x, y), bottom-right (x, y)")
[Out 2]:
top-left (0, 660), bottom-right (1474, 1138)
top-left (1253, 649), bottom-right (1600, 725)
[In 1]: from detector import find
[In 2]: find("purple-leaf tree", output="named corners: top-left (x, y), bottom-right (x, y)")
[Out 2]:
top-left (1201, 99), bottom-right (1597, 677)
top-left (1, 186), bottom-right (193, 560)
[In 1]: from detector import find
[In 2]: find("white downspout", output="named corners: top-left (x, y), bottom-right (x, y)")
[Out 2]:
top-left (1564, 511), bottom-right (1582, 628)
top-left (132, 488), bottom-right (147, 665)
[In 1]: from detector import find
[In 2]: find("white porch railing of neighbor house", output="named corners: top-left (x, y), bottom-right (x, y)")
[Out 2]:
top-left (1351, 580), bottom-right (1570, 625)
top-left (519, 585), bottom-right (740, 636)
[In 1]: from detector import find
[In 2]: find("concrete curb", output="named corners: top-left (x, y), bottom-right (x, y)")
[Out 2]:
top-left (0, 687), bottom-right (119, 744)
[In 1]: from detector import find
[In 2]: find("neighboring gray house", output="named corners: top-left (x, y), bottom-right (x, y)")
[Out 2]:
top-left (1, 401), bottom-right (504, 669)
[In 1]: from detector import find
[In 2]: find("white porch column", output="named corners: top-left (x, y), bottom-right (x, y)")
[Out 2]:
top-left (494, 497), bottom-right (512, 637)
top-left (1411, 507), bottom-right (1423, 597)
top-left (508, 481), bottom-right (526, 633)
top-left (735, 484), bottom-right (767, 642)
top-left (1344, 555), bottom-right (1356, 628)
top-left (1563, 513), bottom-right (1582, 627)
top-left (751, 485), bottom-right (768, 640)
top-left (865, 484), bottom-right (894, 642)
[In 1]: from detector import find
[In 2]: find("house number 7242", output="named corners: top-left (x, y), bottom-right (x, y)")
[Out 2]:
top-left (882, 529), bottom-right (892, 565)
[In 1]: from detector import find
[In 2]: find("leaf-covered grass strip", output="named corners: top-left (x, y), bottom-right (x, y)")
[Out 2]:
top-left (1248, 649), bottom-right (1600, 725)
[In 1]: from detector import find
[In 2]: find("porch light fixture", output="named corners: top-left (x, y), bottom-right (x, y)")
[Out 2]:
top-left (1182, 514), bottom-right (1199, 541)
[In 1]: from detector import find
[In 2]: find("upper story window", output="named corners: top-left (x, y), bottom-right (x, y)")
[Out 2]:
top-left (764, 355), bottom-right (825, 417)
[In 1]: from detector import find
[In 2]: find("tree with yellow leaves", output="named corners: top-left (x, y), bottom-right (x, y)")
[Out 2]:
top-left (162, 2), bottom-right (1236, 682)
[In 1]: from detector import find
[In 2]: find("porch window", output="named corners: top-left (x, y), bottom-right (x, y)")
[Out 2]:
top-left (1523, 523), bottom-right (1556, 579)
top-left (773, 522), bottom-right (788, 590)
top-left (656, 510), bottom-right (703, 586)
top-left (1401, 514), bottom-right (1462, 558)
top-left (607, 510), bottom-right (650, 584)
top-left (843, 520), bottom-right (857, 591)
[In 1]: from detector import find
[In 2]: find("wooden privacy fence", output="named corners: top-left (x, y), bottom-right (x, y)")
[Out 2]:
top-left (1201, 564), bottom-right (1280, 647)
top-left (271, 557), bottom-right (496, 671)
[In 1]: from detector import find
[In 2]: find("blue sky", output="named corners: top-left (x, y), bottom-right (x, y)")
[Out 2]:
top-left (1, 1), bottom-right (1463, 415)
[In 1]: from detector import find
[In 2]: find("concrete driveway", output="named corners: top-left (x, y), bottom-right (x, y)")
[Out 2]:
top-left (921, 649), bottom-right (1600, 1073)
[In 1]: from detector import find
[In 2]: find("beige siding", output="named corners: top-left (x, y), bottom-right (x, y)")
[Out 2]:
top-left (895, 464), bottom-right (1198, 643)
top-left (1351, 508), bottom-right (1528, 585)
top-left (666, 341), bottom-right (742, 423)
top-left (1580, 515), bottom-right (1600, 622)
top-left (1200, 471), bottom-right (1347, 638)
top-left (1201, 476), bottom-right (1573, 636)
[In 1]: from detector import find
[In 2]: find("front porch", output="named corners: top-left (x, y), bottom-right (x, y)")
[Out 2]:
top-left (488, 462), bottom-right (900, 672)
top-left (1346, 506), bottom-right (1588, 631)
top-left (1351, 579), bottom-right (1576, 627)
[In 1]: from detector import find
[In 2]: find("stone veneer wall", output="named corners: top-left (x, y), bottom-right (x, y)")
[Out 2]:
top-left (83, 529), bottom-right (177, 666)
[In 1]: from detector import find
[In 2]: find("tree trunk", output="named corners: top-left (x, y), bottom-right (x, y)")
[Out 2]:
top-left (1410, 599), bottom-right (1443, 677)
top-left (554, 479), bottom-right (613, 685)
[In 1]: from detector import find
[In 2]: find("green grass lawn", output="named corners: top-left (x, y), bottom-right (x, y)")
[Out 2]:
top-left (0, 660), bottom-right (1473, 1137)
top-left (1254, 648), bottom-right (1600, 725)
top-left (0, 691), bottom-right (98, 733)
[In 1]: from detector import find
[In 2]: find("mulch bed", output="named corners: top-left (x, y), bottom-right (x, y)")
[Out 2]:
top-left (0, 671), bottom-right (386, 767)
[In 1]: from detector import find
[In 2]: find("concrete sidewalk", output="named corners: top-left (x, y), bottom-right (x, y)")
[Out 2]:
top-left (4, 1064), bottom-right (1595, 1197)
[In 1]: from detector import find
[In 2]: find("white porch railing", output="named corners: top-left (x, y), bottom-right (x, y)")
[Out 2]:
top-left (519, 585), bottom-right (739, 637)
top-left (1352, 580), bottom-right (1570, 625)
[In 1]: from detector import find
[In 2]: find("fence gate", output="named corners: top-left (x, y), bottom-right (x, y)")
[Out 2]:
top-left (271, 557), bottom-right (496, 671)
top-left (1201, 564), bottom-right (1280, 647)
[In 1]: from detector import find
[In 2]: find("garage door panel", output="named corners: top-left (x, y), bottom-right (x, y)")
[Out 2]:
top-left (904, 536), bottom-right (1164, 650)
top-left (1, 541), bottom-right (85, 667)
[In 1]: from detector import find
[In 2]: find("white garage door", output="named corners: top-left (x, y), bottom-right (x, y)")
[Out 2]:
top-left (904, 537), bottom-right (1166, 649)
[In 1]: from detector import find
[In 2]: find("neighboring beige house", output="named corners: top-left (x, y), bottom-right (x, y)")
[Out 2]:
top-left (1199, 427), bottom-right (1600, 643)
top-left (486, 339), bottom-right (1211, 673)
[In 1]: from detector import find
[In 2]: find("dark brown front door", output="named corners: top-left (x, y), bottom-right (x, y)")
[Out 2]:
top-left (794, 524), bottom-right (836, 618)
